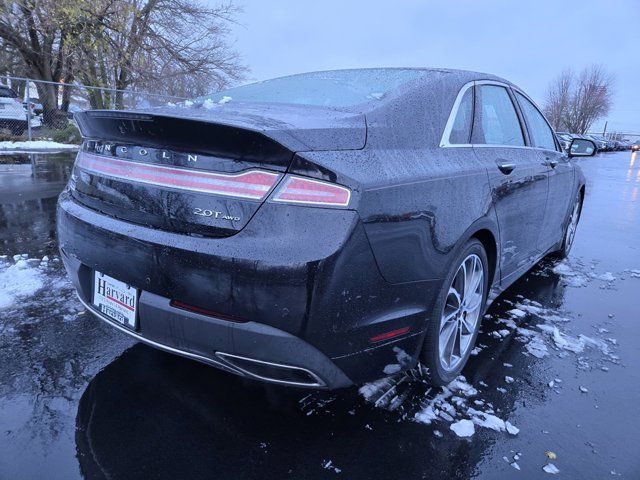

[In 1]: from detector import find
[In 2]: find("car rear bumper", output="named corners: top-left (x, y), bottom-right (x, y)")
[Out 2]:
top-left (73, 281), bottom-right (351, 388)
top-left (57, 190), bottom-right (436, 388)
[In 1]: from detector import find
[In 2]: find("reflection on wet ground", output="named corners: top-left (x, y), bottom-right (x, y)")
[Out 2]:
top-left (0, 153), bottom-right (74, 257)
top-left (1, 152), bottom-right (639, 479)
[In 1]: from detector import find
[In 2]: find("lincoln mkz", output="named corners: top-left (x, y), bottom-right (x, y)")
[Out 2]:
top-left (57, 69), bottom-right (596, 388)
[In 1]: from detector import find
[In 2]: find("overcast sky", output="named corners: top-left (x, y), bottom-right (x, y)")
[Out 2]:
top-left (226, 0), bottom-right (639, 133)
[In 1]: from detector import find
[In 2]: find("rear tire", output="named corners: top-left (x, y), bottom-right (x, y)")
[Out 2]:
top-left (420, 239), bottom-right (489, 386)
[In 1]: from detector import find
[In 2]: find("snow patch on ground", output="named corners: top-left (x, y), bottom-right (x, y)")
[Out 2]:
top-left (551, 259), bottom-right (624, 288)
top-left (483, 291), bottom-right (620, 367)
top-left (450, 419), bottom-right (475, 437)
top-left (400, 375), bottom-right (519, 439)
top-left (551, 260), bottom-right (590, 287)
top-left (0, 254), bottom-right (84, 327)
top-left (0, 140), bottom-right (79, 152)
top-left (626, 269), bottom-right (640, 278)
top-left (321, 459), bottom-right (342, 473)
top-left (0, 257), bottom-right (45, 309)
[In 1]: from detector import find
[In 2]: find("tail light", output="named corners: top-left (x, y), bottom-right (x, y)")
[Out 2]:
top-left (271, 175), bottom-right (351, 207)
top-left (75, 151), bottom-right (280, 200)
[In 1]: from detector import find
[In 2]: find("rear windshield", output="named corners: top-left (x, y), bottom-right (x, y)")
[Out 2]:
top-left (0, 87), bottom-right (17, 98)
top-left (198, 69), bottom-right (426, 108)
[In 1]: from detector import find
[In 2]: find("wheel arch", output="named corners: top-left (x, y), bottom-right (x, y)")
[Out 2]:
top-left (578, 183), bottom-right (586, 214)
top-left (449, 216), bottom-right (500, 291)
top-left (470, 228), bottom-right (498, 290)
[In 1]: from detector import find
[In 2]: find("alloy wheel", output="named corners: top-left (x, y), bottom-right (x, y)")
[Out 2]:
top-left (438, 254), bottom-right (484, 371)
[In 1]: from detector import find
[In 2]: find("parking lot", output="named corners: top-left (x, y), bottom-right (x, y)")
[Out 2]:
top-left (0, 150), bottom-right (639, 479)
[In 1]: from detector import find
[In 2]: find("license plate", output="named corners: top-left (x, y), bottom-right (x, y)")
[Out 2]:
top-left (92, 271), bottom-right (138, 329)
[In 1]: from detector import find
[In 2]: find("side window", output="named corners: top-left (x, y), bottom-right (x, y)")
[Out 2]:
top-left (515, 92), bottom-right (557, 151)
top-left (472, 85), bottom-right (524, 146)
top-left (448, 87), bottom-right (473, 144)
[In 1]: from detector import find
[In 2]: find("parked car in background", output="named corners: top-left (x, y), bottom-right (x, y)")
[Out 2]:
top-left (619, 139), bottom-right (633, 150)
top-left (58, 68), bottom-right (596, 389)
top-left (556, 132), bottom-right (573, 151)
top-left (604, 137), bottom-right (617, 151)
top-left (585, 134), bottom-right (607, 152)
top-left (0, 85), bottom-right (28, 135)
top-left (24, 97), bottom-right (44, 116)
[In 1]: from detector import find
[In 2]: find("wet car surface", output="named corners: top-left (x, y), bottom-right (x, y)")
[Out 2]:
top-left (1, 151), bottom-right (639, 479)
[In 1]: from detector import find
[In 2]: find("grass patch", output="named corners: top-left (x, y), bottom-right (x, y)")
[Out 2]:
top-left (33, 124), bottom-right (82, 144)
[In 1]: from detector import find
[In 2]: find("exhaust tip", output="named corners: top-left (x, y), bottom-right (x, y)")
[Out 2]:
top-left (216, 352), bottom-right (325, 388)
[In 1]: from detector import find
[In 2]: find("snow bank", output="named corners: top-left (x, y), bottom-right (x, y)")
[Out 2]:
top-left (626, 269), bottom-right (640, 278)
top-left (0, 258), bottom-right (45, 309)
top-left (0, 140), bottom-right (79, 152)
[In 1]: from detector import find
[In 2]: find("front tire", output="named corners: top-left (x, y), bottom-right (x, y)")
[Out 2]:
top-left (555, 192), bottom-right (582, 259)
top-left (420, 239), bottom-right (489, 386)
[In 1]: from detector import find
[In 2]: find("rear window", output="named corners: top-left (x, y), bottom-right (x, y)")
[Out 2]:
top-left (198, 69), bottom-right (426, 108)
top-left (0, 87), bottom-right (17, 98)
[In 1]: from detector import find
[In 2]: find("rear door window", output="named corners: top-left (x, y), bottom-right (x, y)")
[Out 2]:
top-left (472, 85), bottom-right (524, 146)
top-left (515, 92), bottom-right (558, 151)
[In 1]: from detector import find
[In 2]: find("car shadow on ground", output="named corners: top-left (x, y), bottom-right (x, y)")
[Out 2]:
top-left (73, 259), bottom-right (574, 480)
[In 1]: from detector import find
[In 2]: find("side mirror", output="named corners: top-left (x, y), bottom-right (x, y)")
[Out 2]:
top-left (568, 138), bottom-right (596, 157)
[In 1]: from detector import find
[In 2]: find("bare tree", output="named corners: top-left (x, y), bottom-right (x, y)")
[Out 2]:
top-left (73, 0), bottom-right (246, 108)
top-left (0, 0), bottom-right (245, 116)
top-left (0, 0), bottom-right (78, 125)
top-left (0, 40), bottom-right (27, 78)
top-left (543, 65), bottom-right (614, 134)
top-left (543, 69), bottom-right (572, 131)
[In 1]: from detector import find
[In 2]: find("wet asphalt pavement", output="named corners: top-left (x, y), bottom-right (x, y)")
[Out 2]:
top-left (0, 151), bottom-right (639, 479)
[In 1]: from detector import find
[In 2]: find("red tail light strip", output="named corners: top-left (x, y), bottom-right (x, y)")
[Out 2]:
top-left (76, 152), bottom-right (280, 200)
top-left (271, 176), bottom-right (351, 207)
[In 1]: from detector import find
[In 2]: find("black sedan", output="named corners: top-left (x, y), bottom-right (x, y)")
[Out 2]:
top-left (57, 68), bottom-right (596, 389)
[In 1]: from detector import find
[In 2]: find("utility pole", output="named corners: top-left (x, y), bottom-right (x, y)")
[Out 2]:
top-left (602, 121), bottom-right (608, 138)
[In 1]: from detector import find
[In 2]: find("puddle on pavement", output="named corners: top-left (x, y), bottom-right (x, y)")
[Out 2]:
top-left (1, 152), bottom-right (639, 479)
top-left (0, 152), bottom-right (75, 258)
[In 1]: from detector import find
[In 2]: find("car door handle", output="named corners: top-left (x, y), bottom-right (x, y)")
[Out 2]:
top-left (496, 161), bottom-right (516, 175)
top-left (543, 158), bottom-right (558, 168)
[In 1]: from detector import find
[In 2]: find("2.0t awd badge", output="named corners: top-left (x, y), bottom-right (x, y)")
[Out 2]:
top-left (193, 208), bottom-right (240, 221)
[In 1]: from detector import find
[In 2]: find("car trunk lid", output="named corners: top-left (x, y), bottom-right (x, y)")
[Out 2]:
top-left (71, 106), bottom-right (365, 237)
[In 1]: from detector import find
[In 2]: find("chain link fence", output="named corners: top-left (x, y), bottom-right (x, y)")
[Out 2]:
top-left (1, 76), bottom-right (188, 143)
